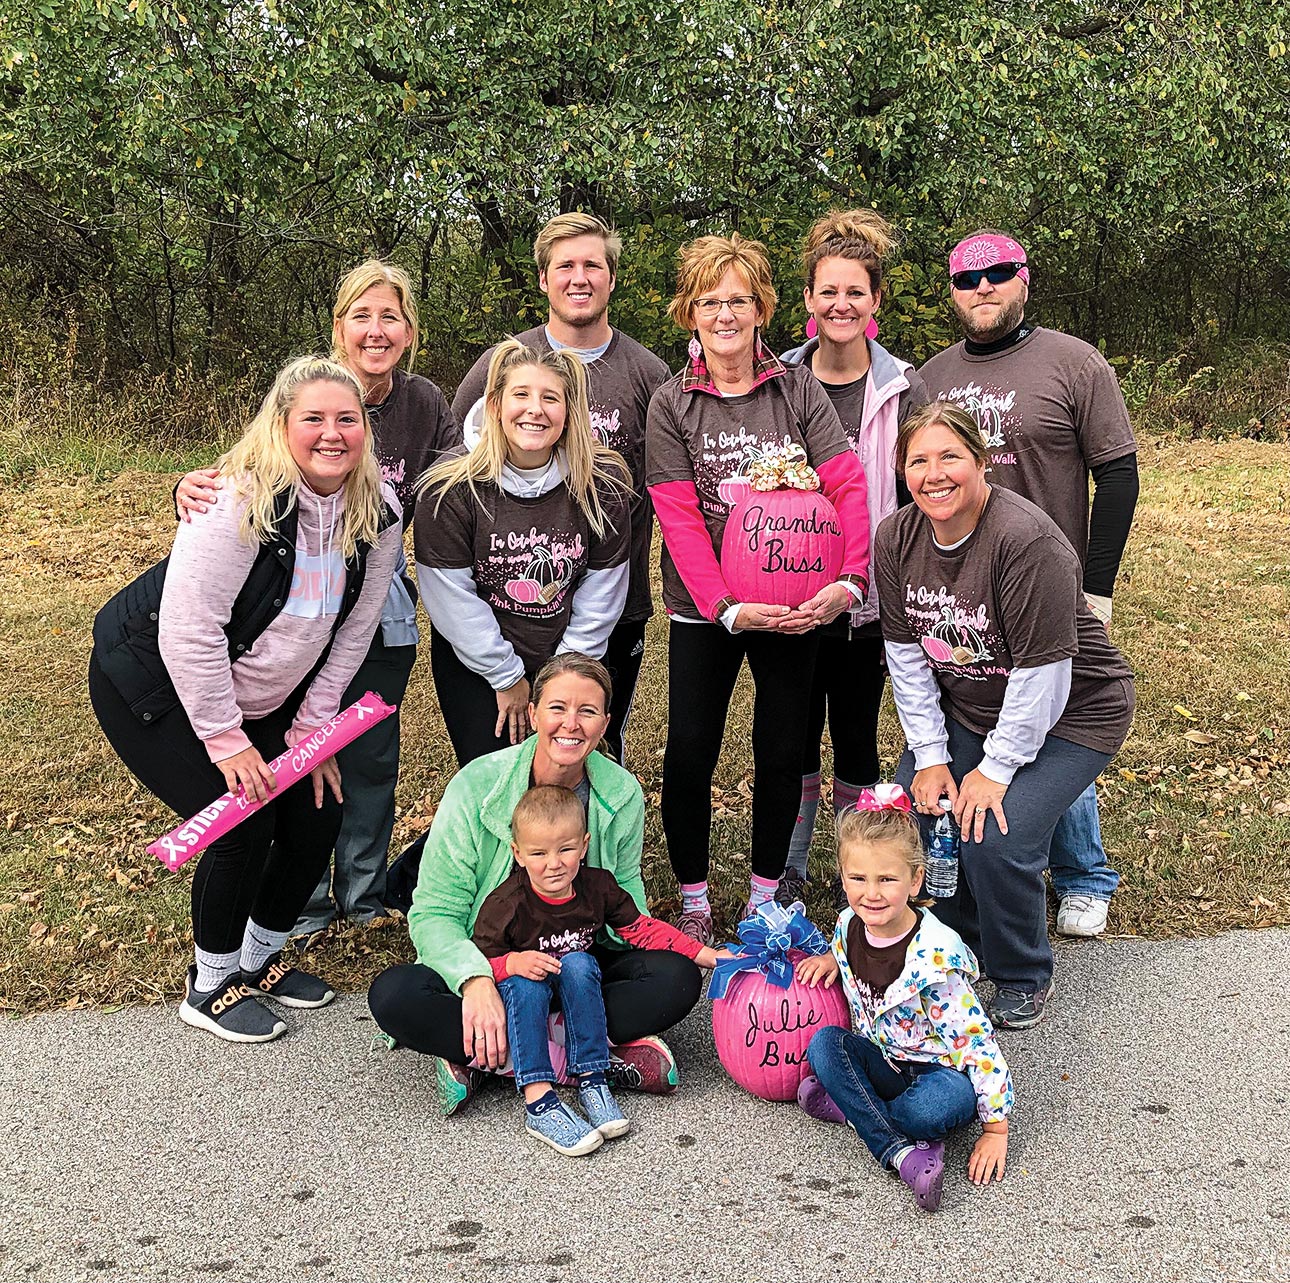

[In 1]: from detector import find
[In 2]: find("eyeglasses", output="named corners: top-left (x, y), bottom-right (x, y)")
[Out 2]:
top-left (693, 295), bottom-right (757, 316)
top-left (950, 263), bottom-right (1024, 291)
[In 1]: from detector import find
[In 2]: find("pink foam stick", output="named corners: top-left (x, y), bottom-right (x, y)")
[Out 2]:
top-left (147, 692), bottom-right (396, 871)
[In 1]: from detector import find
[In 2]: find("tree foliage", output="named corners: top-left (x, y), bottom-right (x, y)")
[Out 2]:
top-left (1, 0), bottom-right (1287, 382)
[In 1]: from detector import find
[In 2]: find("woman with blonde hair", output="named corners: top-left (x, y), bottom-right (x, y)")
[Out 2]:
top-left (416, 339), bottom-right (632, 765)
top-left (90, 356), bottom-right (404, 1042)
top-left (779, 210), bottom-right (930, 903)
top-left (645, 233), bottom-right (871, 942)
top-left (175, 260), bottom-right (459, 936)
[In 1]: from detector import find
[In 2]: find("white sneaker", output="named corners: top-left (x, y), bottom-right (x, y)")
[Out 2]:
top-left (1057, 894), bottom-right (1109, 937)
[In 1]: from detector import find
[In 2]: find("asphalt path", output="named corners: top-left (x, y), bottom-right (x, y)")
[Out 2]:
top-left (3, 929), bottom-right (1288, 1283)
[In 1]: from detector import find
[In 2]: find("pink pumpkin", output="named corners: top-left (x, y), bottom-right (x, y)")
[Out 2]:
top-left (505, 577), bottom-right (542, 604)
top-left (921, 635), bottom-right (955, 663)
top-left (718, 475), bottom-right (752, 506)
top-left (711, 962), bottom-right (851, 1101)
top-left (719, 487), bottom-right (844, 608)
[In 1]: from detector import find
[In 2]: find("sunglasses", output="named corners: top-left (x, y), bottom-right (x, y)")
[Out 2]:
top-left (950, 263), bottom-right (1024, 291)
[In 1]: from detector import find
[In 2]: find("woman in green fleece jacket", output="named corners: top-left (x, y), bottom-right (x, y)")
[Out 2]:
top-left (369, 653), bottom-right (702, 1115)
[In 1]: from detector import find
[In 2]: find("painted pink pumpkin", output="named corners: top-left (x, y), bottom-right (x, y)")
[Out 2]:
top-left (719, 487), bottom-right (844, 608)
top-left (921, 635), bottom-right (955, 663)
top-left (505, 578), bottom-right (544, 604)
top-left (711, 959), bottom-right (851, 1101)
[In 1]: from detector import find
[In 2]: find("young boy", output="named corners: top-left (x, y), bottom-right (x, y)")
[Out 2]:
top-left (472, 784), bottom-right (726, 1156)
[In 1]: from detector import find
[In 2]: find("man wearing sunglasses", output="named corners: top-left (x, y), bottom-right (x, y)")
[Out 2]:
top-left (919, 230), bottom-right (1139, 942)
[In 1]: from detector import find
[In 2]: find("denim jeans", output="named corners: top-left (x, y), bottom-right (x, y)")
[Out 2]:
top-left (1047, 782), bottom-right (1120, 900)
top-left (807, 1025), bottom-right (977, 1168)
top-left (498, 951), bottom-right (610, 1089)
top-left (896, 721), bottom-right (1113, 989)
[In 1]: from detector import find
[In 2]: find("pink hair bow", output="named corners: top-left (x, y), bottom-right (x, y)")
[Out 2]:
top-left (854, 783), bottom-right (913, 814)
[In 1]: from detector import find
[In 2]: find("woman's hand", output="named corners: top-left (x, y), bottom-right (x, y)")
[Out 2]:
top-left (215, 746), bottom-right (277, 804)
top-left (175, 468), bottom-right (222, 521)
top-left (506, 950), bottom-right (561, 981)
top-left (954, 768), bottom-right (1009, 844)
top-left (968, 1124), bottom-right (1008, 1184)
top-left (460, 975), bottom-right (508, 1070)
top-left (694, 946), bottom-right (737, 970)
top-left (494, 677), bottom-right (532, 745)
top-left (779, 582), bottom-right (853, 633)
top-left (734, 603), bottom-right (793, 632)
top-left (795, 952), bottom-right (840, 988)
top-left (911, 764), bottom-right (957, 815)
top-left (310, 757), bottom-right (343, 808)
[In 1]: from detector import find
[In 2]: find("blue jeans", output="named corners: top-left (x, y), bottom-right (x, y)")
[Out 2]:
top-left (1048, 782), bottom-right (1119, 900)
top-left (807, 1025), bottom-right (977, 1168)
top-left (498, 951), bottom-right (610, 1089)
top-left (896, 721), bottom-right (1113, 989)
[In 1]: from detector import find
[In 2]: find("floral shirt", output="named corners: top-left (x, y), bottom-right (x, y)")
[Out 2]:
top-left (831, 906), bottom-right (1014, 1123)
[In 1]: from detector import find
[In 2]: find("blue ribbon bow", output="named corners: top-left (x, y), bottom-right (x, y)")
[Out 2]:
top-left (708, 900), bottom-right (830, 1001)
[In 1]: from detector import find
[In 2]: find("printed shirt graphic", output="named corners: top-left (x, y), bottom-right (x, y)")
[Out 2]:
top-left (918, 328), bottom-right (1137, 562)
top-left (414, 472), bottom-right (628, 674)
top-left (874, 488), bottom-right (1134, 755)
top-left (646, 365), bottom-right (853, 618)
top-left (450, 326), bottom-right (669, 622)
top-left (471, 866), bottom-right (644, 960)
top-left (368, 368), bottom-right (461, 528)
top-left (284, 549), bottom-right (346, 618)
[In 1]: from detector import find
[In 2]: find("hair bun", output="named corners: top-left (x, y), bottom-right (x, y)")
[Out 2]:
top-left (805, 208), bottom-right (899, 260)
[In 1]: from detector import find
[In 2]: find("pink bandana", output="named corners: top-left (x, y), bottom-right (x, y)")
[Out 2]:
top-left (854, 783), bottom-right (913, 814)
top-left (949, 234), bottom-right (1030, 284)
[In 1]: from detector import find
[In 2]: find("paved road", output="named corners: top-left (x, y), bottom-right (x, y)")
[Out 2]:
top-left (3, 930), bottom-right (1288, 1283)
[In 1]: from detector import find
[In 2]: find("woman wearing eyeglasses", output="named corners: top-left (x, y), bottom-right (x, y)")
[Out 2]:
top-left (778, 210), bottom-right (929, 906)
top-left (645, 233), bottom-right (871, 944)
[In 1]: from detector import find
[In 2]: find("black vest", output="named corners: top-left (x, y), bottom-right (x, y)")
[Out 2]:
top-left (92, 489), bottom-right (392, 724)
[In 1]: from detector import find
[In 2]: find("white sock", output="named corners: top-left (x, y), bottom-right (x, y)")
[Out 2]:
top-left (239, 919), bottom-right (291, 975)
top-left (890, 1144), bottom-right (914, 1172)
top-left (193, 946), bottom-right (241, 994)
top-left (748, 873), bottom-right (778, 910)
top-left (680, 882), bottom-right (710, 914)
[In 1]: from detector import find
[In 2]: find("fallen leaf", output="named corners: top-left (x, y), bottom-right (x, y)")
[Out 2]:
top-left (1173, 704), bottom-right (1196, 720)
top-left (1183, 730), bottom-right (1217, 745)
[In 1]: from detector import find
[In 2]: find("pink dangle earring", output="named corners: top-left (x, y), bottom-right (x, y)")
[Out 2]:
top-left (806, 315), bottom-right (818, 340)
top-left (688, 331), bottom-right (703, 362)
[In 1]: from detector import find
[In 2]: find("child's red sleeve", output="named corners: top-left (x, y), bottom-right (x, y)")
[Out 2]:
top-left (618, 914), bottom-right (704, 960)
top-left (488, 954), bottom-right (512, 984)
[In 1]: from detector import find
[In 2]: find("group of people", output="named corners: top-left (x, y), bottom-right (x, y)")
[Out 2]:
top-left (88, 207), bottom-right (1138, 1208)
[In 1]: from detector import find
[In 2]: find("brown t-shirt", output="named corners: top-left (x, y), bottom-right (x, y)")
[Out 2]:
top-left (917, 328), bottom-right (1137, 563)
top-left (845, 910), bottom-right (920, 1024)
top-left (875, 487), bottom-right (1134, 755)
top-left (414, 464), bottom-right (630, 675)
top-left (472, 865), bottom-right (643, 958)
top-left (452, 326), bottom-right (670, 623)
top-left (820, 368), bottom-right (930, 457)
top-left (645, 365), bottom-right (855, 618)
top-left (370, 369), bottom-right (460, 529)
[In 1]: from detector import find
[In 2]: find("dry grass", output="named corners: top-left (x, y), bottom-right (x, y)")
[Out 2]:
top-left (2, 437), bottom-right (1288, 1014)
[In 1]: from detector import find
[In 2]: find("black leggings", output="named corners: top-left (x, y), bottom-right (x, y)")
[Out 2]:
top-left (368, 947), bottom-right (701, 1064)
top-left (599, 617), bottom-right (648, 766)
top-left (802, 629), bottom-right (886, 783)
top-left (88, 654), bottom-right (340, 953)
top-left (429, 628), bottom-right (525, 768)
top-left (662, 622), bottom-right (820, 884)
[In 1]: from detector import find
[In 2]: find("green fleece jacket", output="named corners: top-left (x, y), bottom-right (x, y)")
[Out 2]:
top-left (407, 737), bottom-right (647, 995)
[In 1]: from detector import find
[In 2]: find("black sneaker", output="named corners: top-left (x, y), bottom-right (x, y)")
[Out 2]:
top-left (179, 967), bottom-right (286, 1043)
top-left (989, 980), bottom-right (1054, 1030)
top-left (243, 952), bottom-right (336, 1009)
top-left (774, 867), bottom-right (808, 909)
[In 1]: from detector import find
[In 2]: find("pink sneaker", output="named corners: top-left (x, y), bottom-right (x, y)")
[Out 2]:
top-left (607, 1035), bottom-right (679, 1094)
top-left (672, 907), bottom-right (713, 948)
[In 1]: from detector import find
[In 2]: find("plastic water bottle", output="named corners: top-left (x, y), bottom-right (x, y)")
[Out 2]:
top-left (925, 797), bottom-right (960, 899)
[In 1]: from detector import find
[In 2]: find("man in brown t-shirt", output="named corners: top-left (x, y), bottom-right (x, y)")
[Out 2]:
top-left (918, 230), bottom-right (1139, 938)
top-left (452, 213), bottom-right (670, 765)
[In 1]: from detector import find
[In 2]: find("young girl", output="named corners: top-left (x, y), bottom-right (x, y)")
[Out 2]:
top-left (794, 786), bottom-right (1013, 1212)
top-left (415, 340), bottom-right (633, 766)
